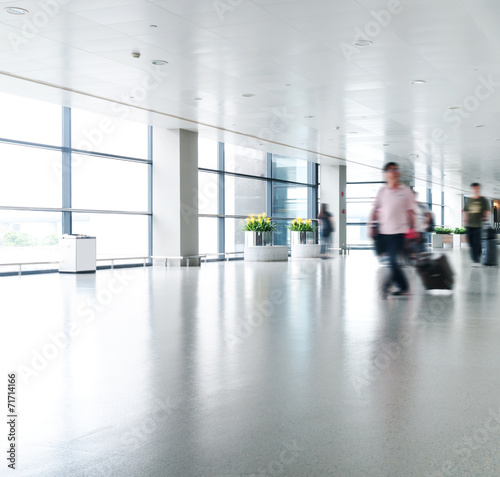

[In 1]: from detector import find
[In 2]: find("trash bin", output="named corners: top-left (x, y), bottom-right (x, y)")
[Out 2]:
top-left (59, 234), bottom-right (96, 273)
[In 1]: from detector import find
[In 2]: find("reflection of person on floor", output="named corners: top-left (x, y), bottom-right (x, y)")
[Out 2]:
top-left (318, 203), bottom-right (334, 257)
top-left (464, 182), bottom-right (490, 265)
top-left (369, 162), bottom-right (416, 297)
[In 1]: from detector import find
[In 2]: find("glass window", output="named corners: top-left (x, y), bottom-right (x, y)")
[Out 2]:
top-left (347, 183), bottom-right (382, 199)
top-left (72, 154), bottom-right (148, 212)
top-left (272, 183), bottom-right (308, 218)
top-left (0, 210), bottom-right (62, 265)
top-left (198, 172), bottom-right (220, 215)
top-left (347, 224), bottom-right (371, 245)
top-left (0, 143), bottom-right (62, 208)
top-left (272, 155), bottom-right (308, 184)
top-left (72, 213), bottom-right (148, 258)
top-left (432, 205), bottom-right (443, 226)
top-left (71, 108), bottom-right (148, 159)
top-left (273, 219), bottom-right (293, 247)
top-left (199, 137), bottom-right (218, 170)
top-left (225, 143), bottom-right (267, 177)
top-left (225, 217), bottom-right (246, 253)
top-left (225, 176), bottom-right (267, 217)
top-left (199, 217), bottom-right (219, 254)
top-left (0, 92), bottom-right (62, 146)
top-left (346, 200), bottom-right (372, 224)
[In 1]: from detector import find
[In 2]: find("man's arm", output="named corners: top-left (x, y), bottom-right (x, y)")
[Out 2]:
top-left (368, 191), bottom-right (381, 238)
top-left (483, 198), bottom-right (490, 221)
top-left (407, 208), bottom-right (415, 230)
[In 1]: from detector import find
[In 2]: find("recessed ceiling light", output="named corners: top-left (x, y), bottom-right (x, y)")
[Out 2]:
top-left (383, 143), bottom-right (390, 146)
top-left (149, 24), bottom-right (158, 28)
top-left (151, 59), bottom-right (168, 66)
top-left (242, 93), bottom-right (255, 97)
top-left (285, 83), bottom-right (292, 86)
top-left (333, 126), bottom-right (340, 130)
top-left (474, 124), bottom-right (486, 128)
top-left (411, 80), bottom-right (426, 84)
top-left (448, 105), bottom-right (461, 110)
top-left (4, 6), bottom-right (29, 14)
top-left (494, 138), bottom-right (500, 141)
top-left (304, 115), bottom-right (314, 119)
top-left (353, 39), bottom-right (373, 47)
top-left (192, 97), bottom-right (203, 101)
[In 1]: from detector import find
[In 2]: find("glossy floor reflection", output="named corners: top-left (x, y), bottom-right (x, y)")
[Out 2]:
top-left (3, 249), bottom-right (500, 476)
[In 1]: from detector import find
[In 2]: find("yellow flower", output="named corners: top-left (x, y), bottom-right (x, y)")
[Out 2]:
top-left (267, 217), bottom-right (270, 223)
top-left (306, 219), bottom-right (312, 225)
top-left (250, 215), bottom-right (255, 220)
top-left (246, 218), bottom-right (250, 223)
top-left (262, 212), bottom-right (266, 217)
top-left (297, 217), bottom-right (302, 223)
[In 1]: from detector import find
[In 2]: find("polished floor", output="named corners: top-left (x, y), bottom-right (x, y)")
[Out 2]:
top-left (3, 249), bottom-right (500, 476)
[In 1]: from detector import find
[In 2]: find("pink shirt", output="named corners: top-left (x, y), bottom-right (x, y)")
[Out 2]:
top-left (374, 185), bottom-right (415, 235)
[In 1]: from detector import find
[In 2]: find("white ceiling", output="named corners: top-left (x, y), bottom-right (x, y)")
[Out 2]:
top-left (2, 0), bottom-right (500, 194)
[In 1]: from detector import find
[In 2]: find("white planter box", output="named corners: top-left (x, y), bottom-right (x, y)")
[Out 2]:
top-left (453, 234), bottom-right (462, 248)
top-left (244, 245), bottom-right (288, 262)
top-left (291, 244), bottom-right (321, 258)
top-left (431, 234), bottom-right (443, 248)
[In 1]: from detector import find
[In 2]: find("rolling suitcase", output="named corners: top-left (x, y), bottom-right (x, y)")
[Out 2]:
top-left (415, 253), bottom-right (454, 290)
top-left (482, 228), bottom-right (498, 266)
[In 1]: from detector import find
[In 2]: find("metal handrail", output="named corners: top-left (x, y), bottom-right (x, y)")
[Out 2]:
top-left (0, 257), bottom-right (152, 275)
top-left (96, 257), bottom-right (151, 269)
top-left (0, 261), bottom-right (59, 276)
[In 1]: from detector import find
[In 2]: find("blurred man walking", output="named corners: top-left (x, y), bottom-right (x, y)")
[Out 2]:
top-left (464, 182), bottom-right (490, 265)
top-left (369, 162), bottom-right (416, 297)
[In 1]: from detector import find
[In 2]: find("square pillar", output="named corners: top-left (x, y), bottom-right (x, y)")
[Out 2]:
top-left (153, 128), bottom-right (198, 265)
top-left (320, 164), bottom-right (346, 251)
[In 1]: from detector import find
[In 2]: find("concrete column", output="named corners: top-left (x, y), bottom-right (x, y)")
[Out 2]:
top-left (153, 128), bottom-right (198, 265)
top-left (445, 192), bottom-right (464, 228)
top-left (320, 164), bottom-right (347, 250)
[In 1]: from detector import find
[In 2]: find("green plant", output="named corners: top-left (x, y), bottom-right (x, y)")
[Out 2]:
top-left (41, 233), bottom-right (60, 245)
top-left (289, 217), bottom-right (316, 232)
top-left (1, 231), bottom-right (34, 247)
top-left (243, 213), bottom-right (276, 232)
top-left (453, 227), bottom-right (467, 234)
top-left (434, 227), bottom-right (453, 234)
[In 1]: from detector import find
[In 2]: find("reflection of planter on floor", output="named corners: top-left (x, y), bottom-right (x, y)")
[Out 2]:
top-left (245, 231), bottom-right (273, 247)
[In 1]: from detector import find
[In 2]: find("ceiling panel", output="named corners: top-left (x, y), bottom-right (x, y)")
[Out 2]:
top-left (1, 0), bottom-right (500, 195)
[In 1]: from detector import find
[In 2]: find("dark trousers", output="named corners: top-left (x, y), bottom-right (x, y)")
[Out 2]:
top-left (466, 227), bottom-right (482, 263)
top-left (379, 234), bottom-right (409, 292)
top-left (320, 233), bottom-right (331, 254)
